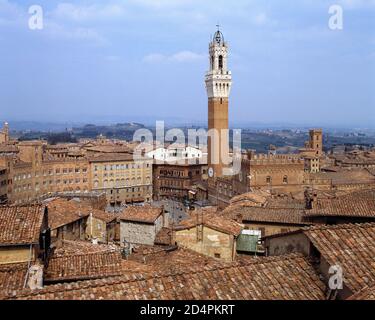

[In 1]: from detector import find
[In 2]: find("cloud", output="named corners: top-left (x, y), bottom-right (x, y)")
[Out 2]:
top-left (0, 0), bottom-right (25, 25)
top-left (170, 51), bottom-right (205, 62)
top-left (43, 20), bottom-right (108, 45)
top-left (338, 0), bottom-right (375, 9)
top-left (51, 2), bottom-right (126, 22)
top-left (143, 53), bottom-right (166, 63)
top-left (143, 51), bottom-right (205, 63)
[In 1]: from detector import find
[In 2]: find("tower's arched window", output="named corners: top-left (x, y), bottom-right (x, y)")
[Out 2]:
top-left (211, 56), bottom-right (214, 70)
top-left (219, 55), bottom-right (223, 70)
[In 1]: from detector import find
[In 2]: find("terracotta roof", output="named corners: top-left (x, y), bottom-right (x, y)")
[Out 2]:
top-left (176, 210), bottom-right (243, 236)
top-left (154, 228), bottom-right (173, 246)
top-left (88, 153), bottom-right (138, 163)
top-left (45, 241), bottom-right (122, 283)
top-left (129, 246), bottom-right (230, 274)
top-left (264, 197), bottom-right (307, 210)
top-left (90, 209), bottom-right (117, 223)
top-left (222, 204), bottom-right (311, 225)
top-left (304, 223), bottom-right (375, 293)
top-left (347, 283), bottom-right (375, 300)
top-left (7, 254), bottom-right (326, 300)
top-left (85, 146), bottom-right (132, 154)
top-left (119, 206), bottom-right (162, 224)
top-left (0, 144), bottom-right (18, 153)
top-left (45, 198), bottom-right (90, 230)
top-left (312, 168), bottom-right (375, 185)
top-left (230, 191), bottom-right (268, 206)
top-left (0, 205), bottom-right (45, 245)
top-left (306, 190), bottom-right (375, 218)
top-left (0, 263), bottom-right (28, 294)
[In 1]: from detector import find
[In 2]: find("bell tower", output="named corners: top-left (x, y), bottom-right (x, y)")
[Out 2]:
top-left (205, 27), bottom-right (232, 179)
top-left (0, 122), bottom-right (9, 144)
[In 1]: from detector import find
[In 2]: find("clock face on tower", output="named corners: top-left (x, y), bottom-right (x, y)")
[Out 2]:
top-left (208, 167), bottom-right (214, 178)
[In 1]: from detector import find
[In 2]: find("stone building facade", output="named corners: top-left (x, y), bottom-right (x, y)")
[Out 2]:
top-left (174, 210), bottom-right (242, 262)
top-left (231, 153), bottom-right (306, 196)
top-left (0, 166), bottom-right (7, 204)
top-left (89, 154), bottom-right (153, 205)
top-left (0, 125), bottom-right (155, 206)
top-left (153, 163), bottom-right (207, 201)
top-left (10, 160), bottom-right (90, 205)
top-left (119, 206), bottom-right (164, 247)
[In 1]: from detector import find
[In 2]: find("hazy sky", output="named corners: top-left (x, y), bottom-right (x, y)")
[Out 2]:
top-left (0, 0), bottom-right (374, 127)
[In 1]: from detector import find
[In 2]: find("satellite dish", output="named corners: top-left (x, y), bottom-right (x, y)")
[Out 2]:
top-left (208, 167), bottom-right (214, 178)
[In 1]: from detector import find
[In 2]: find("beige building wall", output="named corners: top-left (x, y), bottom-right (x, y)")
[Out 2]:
top-left (0, 246), bottom-right (34, 265)
top-left (90, 159), bottom-right (153, 205)
top-left (243, 222), bottom-right (303, 238)
top-left (265, 233), bottom-right (311, 257)
top-left (175, 226), bottom-right (236, 262)
top-left (85, 216), bottom-right (116, 244)
top-left (10, 159), bottom-right (90, 204)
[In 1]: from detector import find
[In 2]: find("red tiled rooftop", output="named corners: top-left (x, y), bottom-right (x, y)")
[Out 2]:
top-left (306, 189), bottom-right (375, 218)
top-left (90, 209), bottom-right (117, 223)
top-left (7, 253), bottom-right (326, 300)
top-left (177, 210), bottom-right (243, 236)
top-left (154, 228), bottom-right (173, 246)
top-left (0, 205), bottom-right (45, 245)
top-left (45, 198), bottom-right (90, 230)
top-left (0, 263), bottom-right (29, 295)
top-left (222, 204), bottom-right (311, 225)
top-left (347, 283), bottom-right (375, 300)
top-left (45, 241), bottom-right (122, 283)
top-left (119, 206), bottom-right (162, 224)
top-left (303, 223), bottom-right (375, 293)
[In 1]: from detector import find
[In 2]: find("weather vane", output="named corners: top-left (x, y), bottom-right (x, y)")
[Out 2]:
top-left (214, 23), bottom-right (223, 44)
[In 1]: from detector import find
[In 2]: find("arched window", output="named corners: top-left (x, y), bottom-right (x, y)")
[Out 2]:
top-left (266, 176), bottom-right (272, 184)
top-left (283, 176), bottom-right (288, 184)
top-left (211, 56), bottom-right (214, 70)
top-left (219, 55), bottom-right (223, 69)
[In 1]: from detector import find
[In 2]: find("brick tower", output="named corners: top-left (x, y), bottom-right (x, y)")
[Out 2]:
top-left (205, 28), bottom-right (232, 180)
top-left (309, 129), bottom-right (323, 157)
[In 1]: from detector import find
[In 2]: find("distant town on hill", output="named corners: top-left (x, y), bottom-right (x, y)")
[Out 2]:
top-left (7, 121), bottom-right (375, 153)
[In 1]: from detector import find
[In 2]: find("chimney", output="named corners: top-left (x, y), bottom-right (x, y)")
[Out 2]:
top-left (304, 189), bottom-right (317, 209)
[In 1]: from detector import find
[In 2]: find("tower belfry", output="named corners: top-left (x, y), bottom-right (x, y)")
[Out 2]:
top-left (205, 27), bottom-right (232, 179)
